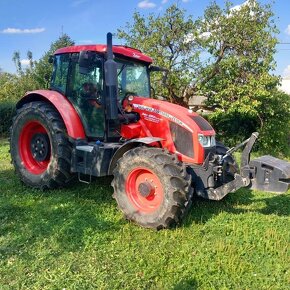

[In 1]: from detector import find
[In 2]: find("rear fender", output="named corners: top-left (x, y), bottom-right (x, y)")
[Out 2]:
top-left (108, 137), bottom-right (163, 175)
top-left (17, 90), bottom-right (86, 139)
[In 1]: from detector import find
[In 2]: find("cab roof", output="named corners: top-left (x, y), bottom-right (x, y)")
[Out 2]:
top-left (54, 45), bottom-right (153, 64)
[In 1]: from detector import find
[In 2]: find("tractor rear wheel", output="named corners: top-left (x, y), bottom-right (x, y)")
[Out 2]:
top-left (10, 101), bottom-right (73, 189)
top-left (111, 147), bottom-right (193, 229)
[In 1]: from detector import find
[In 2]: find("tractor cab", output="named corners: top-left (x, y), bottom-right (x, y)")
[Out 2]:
top-left (50, 44), bottom-right (152, 141)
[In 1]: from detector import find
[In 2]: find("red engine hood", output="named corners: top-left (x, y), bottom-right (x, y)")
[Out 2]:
top-left (122, 96), bottom-right (215, 164)
top-left (130, 97), bottom-right (215, 135)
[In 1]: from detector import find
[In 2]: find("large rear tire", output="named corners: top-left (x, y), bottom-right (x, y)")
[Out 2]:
top-left (111, 147), bottom-right (193, 229)
top-left (10, 101), bottom-right (73, 189)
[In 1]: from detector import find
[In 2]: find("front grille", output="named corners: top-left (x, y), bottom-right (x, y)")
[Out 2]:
top-left (169, 122), bottom-right (194, 158)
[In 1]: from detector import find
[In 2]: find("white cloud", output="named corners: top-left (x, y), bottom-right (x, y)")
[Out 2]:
top-left (228, 0), bottom-right (255, 18)
top-left (182, 0), bottom-right (190, 2)
top-left (184, 31), bottom-right (211, 44)
top-left (285, 25), bottom-right (290, 35)
top-left (161, 0), bottom-right (168, 4)
top-left (283, 65), bottom-right (290, 77)
top-left (1, 27), bottom-right (45, 34)
top-left (230, 0), bottom-right (250, 13)
top-left (20, 59), bottom-right (31, 66)
top-left (138, 0), bottom-right (156, 9)
top-left (199, 31), bottom-right (211, 40)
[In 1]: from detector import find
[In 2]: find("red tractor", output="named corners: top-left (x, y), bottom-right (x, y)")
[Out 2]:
top-left (10, 33), bottom-right (290, 229)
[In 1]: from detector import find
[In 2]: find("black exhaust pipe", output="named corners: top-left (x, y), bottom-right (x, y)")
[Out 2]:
top-left (104, 32), bottom-right (118, 120)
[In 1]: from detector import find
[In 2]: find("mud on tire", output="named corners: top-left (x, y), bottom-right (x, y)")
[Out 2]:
top-left (111, 147), bottom-right (193, 229)
top-left (10, 101), bottom-right (73, 189)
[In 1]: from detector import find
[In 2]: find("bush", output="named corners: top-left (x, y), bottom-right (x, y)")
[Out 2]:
top-left (208, 90), bottom-right (290, 157)
top-left (0, 101), bottom-right (16, 136)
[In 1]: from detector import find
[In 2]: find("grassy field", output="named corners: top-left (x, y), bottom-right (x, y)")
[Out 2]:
top-left (0, 138), bottom-right (289, 290)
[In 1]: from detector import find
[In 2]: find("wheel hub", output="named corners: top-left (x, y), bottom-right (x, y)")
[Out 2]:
top-left (138, 181), bottom-right (155, 198)
top-left (125, 167), bottom-right (163, 213)
top-left (30, 133), bottom-right (50, 162)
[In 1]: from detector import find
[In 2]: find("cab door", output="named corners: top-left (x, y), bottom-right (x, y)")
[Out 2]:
top-left (66, 53), bottom-right (105, 139)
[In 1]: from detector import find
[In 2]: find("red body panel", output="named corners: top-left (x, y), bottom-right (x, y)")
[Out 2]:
top-left (121, 97), bottom-right (215, 164)
top-left (20, 90), bottom-right (86, 139)
top-left (55, 45), bottom-right (153, 64)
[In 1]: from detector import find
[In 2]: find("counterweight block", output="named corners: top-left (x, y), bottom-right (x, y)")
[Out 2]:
top-left (249, 155), bottom-right (290, 193)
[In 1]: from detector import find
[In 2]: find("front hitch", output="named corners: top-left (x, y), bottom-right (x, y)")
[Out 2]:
top-left (205, 132), bottom-right (259, 200)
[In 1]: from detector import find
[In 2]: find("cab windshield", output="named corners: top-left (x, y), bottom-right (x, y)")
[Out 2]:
top-left (116, 59), bottom-right (150, 100)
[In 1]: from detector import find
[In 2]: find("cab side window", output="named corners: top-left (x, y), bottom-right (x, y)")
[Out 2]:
top-left (51, 54), bottom-right (70, 94)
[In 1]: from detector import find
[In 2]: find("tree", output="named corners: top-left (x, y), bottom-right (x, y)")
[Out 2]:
top-left (118, 1), bottom-right (289, 154)
top-left (12, 51), bottom-right (23, 75)
top-left (195, 0), bottom-right (289, 153)
top-left (33, 33), bottom-right (75, 89)
top-left (117, 5), bottom-right (201, 105)
top-left (1, 34), bottom-right (75, 102)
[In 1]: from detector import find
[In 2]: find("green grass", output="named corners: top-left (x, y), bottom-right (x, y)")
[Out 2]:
top-left (0, 138), bottom-right (289, 290)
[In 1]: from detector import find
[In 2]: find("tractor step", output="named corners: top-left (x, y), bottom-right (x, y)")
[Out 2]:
top-left (71, 142), bottom-right (121, 177)
top-left (75, 145), bottom-right (95, 152)
top-left (249, 155), bottom-right (290, 193)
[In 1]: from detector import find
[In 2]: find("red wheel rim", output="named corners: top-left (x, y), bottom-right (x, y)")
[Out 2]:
top-left (19, 120), bottom-right (51, 174)
top-left (125, 167), bottom-right (164, 213)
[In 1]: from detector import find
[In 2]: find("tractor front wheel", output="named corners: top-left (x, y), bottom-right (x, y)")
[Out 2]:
top-left (112, 147), bottom-right (193, 229)
top-left (10, 101), bottom-right (73, 189)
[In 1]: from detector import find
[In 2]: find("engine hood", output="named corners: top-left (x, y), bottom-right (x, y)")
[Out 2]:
top-left (130, 97), bottom-right (215, 136)
top-left (123, 96), bottom-right (215, 164)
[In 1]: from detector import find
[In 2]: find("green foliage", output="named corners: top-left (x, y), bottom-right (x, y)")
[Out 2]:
top-left (118, 5), bottom-right (200, 105)
top-left (0, 139), bottom-right (290, 289)
top-left (257, 90), bottom-right (290, 156)
top-left (191, 0), bottom-right (289, 154)
top-left (0, 72), bottom-right (19, 101)
top-left (33, 33), bottom-right (74, 89)
top-left (0, 101), bottom-right (16, 136)
top-left (208, 85), bottom-right (290, 156)
top-left (118, 0), bottom-right (289, 155)
top-left (0, 34), bottom-right (75, 104)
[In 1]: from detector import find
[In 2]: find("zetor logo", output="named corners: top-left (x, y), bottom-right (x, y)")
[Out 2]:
top-left (132, 53), bottom-right (141, 59)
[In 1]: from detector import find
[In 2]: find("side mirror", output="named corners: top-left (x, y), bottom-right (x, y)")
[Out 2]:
top-left (79, 50), bottom-right (95, 74)
top-left (48, 55), bottom-right (54, 64)
top-left (149, 65), bottom-right (169, 85)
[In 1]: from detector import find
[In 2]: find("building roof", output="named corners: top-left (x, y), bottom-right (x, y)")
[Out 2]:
top-left (188, 95), bottom-right (208, 106)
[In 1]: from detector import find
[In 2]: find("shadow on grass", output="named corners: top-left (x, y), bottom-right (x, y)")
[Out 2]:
top-left (185, 187), bottom-right (290, 227)
top-left (173, 278), bottom-right (198, 290)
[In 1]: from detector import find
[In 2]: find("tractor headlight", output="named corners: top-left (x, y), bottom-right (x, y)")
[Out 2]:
top-left (198, 134), bottom-right (216, 148)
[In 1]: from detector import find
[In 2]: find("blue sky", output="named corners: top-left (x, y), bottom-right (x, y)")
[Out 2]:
top-left (0, 0), bottom-right (289, 76)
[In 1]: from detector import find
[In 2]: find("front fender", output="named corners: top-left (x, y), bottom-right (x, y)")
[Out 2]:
top-left (108, 137), bottom-right (163, 175)
top-left (17, 90), bottom-right (86, 139)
